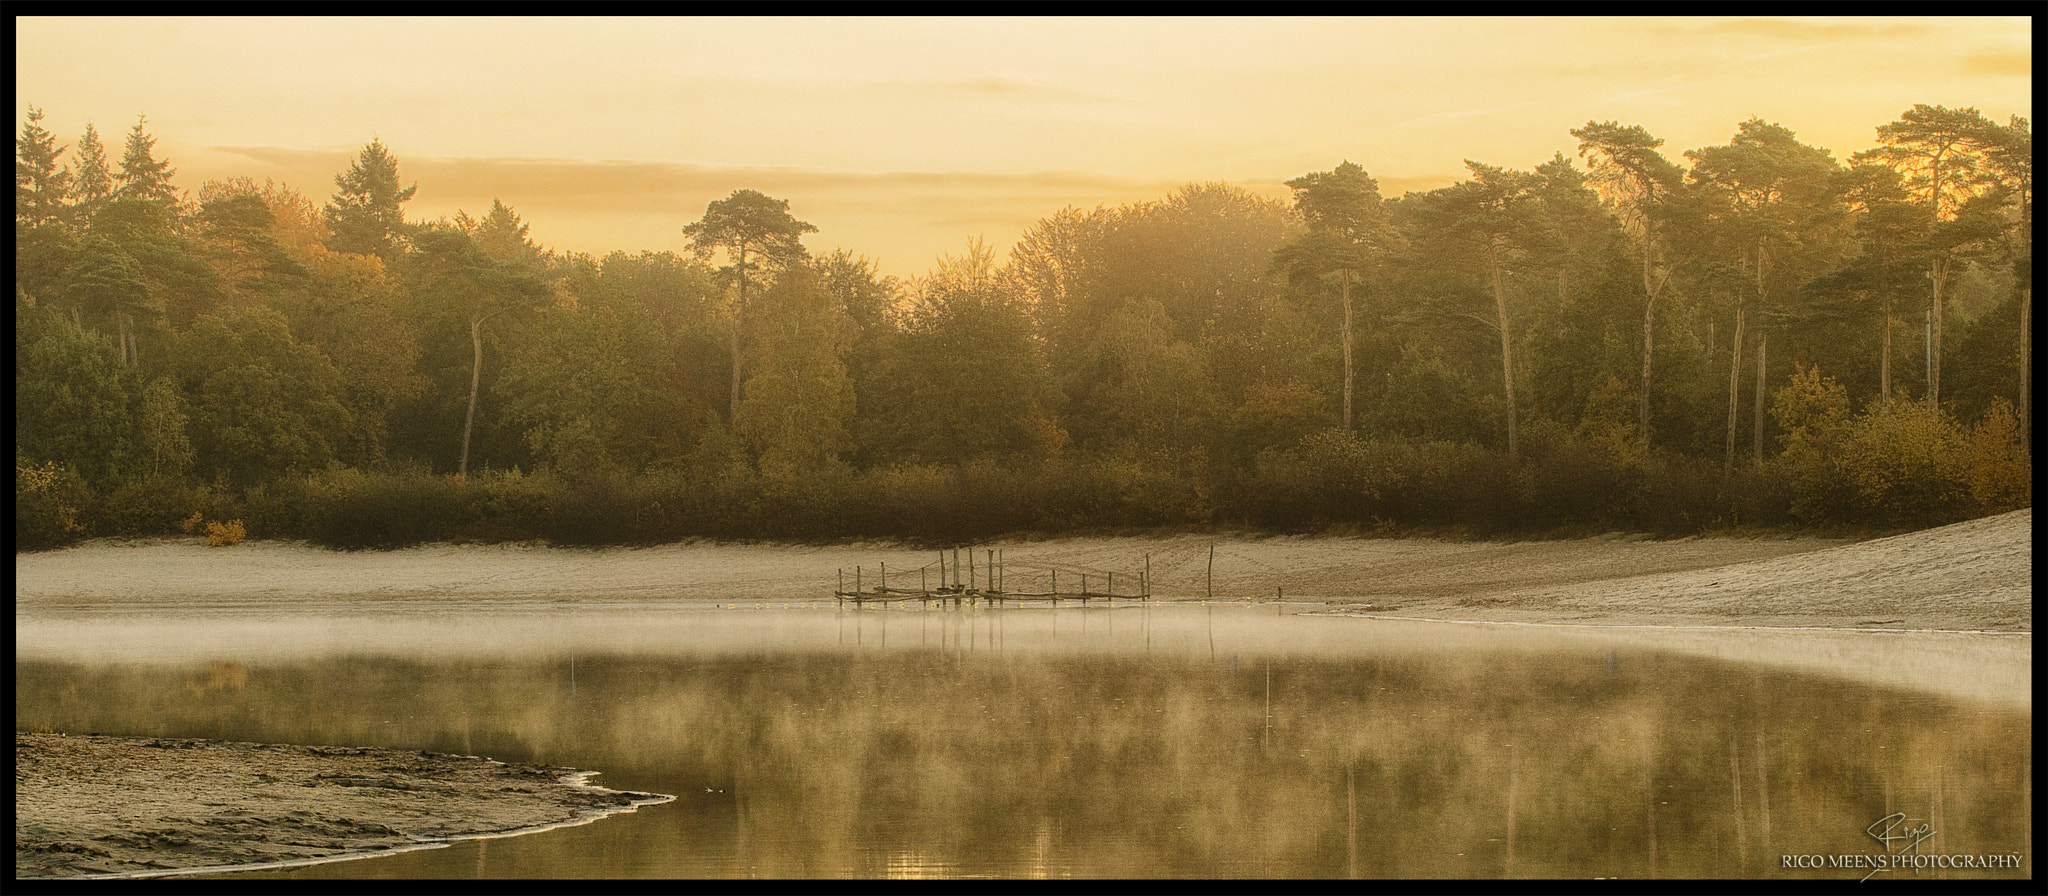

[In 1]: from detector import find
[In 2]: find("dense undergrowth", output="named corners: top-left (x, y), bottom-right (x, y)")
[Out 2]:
top-left (18, 400), bottom-right (2030, 551)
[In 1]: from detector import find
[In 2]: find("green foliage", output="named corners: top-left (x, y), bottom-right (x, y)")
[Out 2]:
top-left (289, 467), bottom-right (484, 550)
top-left (69, 122), bottom-right (113, 226)
top-left (16, 105), bottom-right (72, 227)
top-left (16, 459), bottom-right (89, 550)
top-left (166, 307), bottom-right (358, 484)
top-left (323, 139), bottom-right (416, 261)
top-left (734, 267), bottom-right (856, 477)
top-left (1835, 400), bottom-right (1970, 527)
top-left (92, 473), bottom-right (216, 538)
top-left (17, 108), bottom-right (2032, 551)
top-left (112, 114), bottom-right (178, 208)
top-left (15, 307), bottom-right (138, 487)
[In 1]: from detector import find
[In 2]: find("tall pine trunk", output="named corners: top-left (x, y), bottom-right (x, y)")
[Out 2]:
top-left (1753, 334), bottom-right (1767, 465)
top-left (1927, 255), bottom-right (1950, 407)
top-left (460, 315), bottom-right (483, 478)
top-left (729, 251), bottom-right (750, 422)
top-left (1725, 302), bottom-right (1745, 476)
top-left (1488, 240), bottom-right (1518, 463)
top-left (1340, 272), bottom-right (1355, 431)
top-left (1637, 242), bottom-right (1662, 448)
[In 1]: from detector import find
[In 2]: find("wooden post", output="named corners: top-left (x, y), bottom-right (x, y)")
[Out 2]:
top-left (881, 562), bottom-right (887, 593)
top-left (1208, 545), bottom-right (1215, 600)
top-left (969, 549), bottom-right (976, 592)
top-left (1144, 553), bottom-right (1151, 599)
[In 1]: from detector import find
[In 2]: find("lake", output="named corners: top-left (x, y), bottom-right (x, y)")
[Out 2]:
top-left (15, 598), bottom-right (2032, 879)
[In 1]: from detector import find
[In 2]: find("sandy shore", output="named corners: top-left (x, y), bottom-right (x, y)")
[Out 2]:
top-left (13, 509), bottom-right (2031, 878)
top-left (18, 508), bottom-right (2030, 632)
top-left (14, 734), bottom-right (671, 879)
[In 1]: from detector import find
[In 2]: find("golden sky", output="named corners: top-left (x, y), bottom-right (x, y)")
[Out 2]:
top-left (16, 16), bottom-right (2032, 280)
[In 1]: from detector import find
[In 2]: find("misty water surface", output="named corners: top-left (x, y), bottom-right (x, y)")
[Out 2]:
top-left (15, 600), bottom-right (2031, 879)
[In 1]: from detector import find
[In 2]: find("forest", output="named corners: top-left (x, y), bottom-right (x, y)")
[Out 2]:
top-left (15, 105), bottom-right (2032, 550)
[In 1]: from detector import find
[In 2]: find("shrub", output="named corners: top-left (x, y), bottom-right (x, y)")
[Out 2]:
top-left (16, 459), bottom-right (89, 550)
top-left (1964, 399), bottom-right (2032, 515)
top-left (204, 518), bottom-right (247, 546)
top-left (96, 474), bottom-right (215, 537)
top-left (295, 468), bottom-right (482, 549)
top-left (1837, 400), bottom-right (1971, 528)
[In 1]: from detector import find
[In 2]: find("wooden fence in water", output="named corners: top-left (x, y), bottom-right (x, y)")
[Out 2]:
top-left (835, 548), bottom-right (1150, 607)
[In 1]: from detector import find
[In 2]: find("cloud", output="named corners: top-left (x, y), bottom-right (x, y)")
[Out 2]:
top-left (191, 145), bottom-right (1220, 274)
top-left (1959, 50), bottom-right (2032, 77)
top-left (1678, 18), bottom-right (1933, 42)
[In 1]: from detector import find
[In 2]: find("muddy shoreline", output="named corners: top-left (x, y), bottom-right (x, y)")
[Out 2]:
top-left (14, 734), bottom-right (671, 880)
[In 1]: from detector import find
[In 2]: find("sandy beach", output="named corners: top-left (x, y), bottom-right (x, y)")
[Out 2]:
top-left (14, 509), bottom-right (2031, 878)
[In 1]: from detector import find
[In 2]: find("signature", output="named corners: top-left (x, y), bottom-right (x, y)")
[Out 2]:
top-left (1868, 813), bottom-right (1937, 851)
top-left (1861, 813), bottom-right (1936, 880)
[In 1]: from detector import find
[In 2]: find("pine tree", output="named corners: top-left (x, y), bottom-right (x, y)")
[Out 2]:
top-left (70, 122), bottom-right (115, 226)
top-left (16, 105), bottom-right (72, 227)
top-left (323, 138), bottom-right (417, 262)
top-left (113, 114), bottom-right (178, 208)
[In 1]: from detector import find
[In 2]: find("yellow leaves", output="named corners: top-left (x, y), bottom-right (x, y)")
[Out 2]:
top-left (205, 519), bottom-right (247, 547)
top-left (1769, 363), bottom-right (1851, 457)
top-left (15, 460), bottom-right (87, 549)
top-left (1835, 400), bottom-right (1968, 519)
top-left (183, 510), bottom-right (245, 546)
top-left (1964, 399), bottom-right (2032, 513)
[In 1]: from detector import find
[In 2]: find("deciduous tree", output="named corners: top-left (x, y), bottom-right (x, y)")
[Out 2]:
top-left (405, 225), bottom-right (549, 475)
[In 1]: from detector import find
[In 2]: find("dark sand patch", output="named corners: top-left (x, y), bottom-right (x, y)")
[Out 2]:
top-left (14, 734), bottom-right (670, 879)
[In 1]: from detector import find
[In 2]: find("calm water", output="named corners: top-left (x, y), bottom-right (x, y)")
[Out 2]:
top-left (15, 600), bottom-right (2032, 879)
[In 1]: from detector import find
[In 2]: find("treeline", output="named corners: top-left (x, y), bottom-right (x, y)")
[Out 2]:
top-left (15, 105), bottom-right (2032, 550)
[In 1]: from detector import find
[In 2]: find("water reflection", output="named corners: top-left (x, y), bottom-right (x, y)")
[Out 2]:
top-left (14, 604), bottom-right (2031, 879)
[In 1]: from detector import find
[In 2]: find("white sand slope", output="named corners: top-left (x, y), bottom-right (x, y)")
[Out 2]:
top-left (16, 510), bottom-right (2029, 634)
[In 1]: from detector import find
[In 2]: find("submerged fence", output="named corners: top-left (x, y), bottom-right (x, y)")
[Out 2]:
top-left (836, 548), bottom-right (1151, 606)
